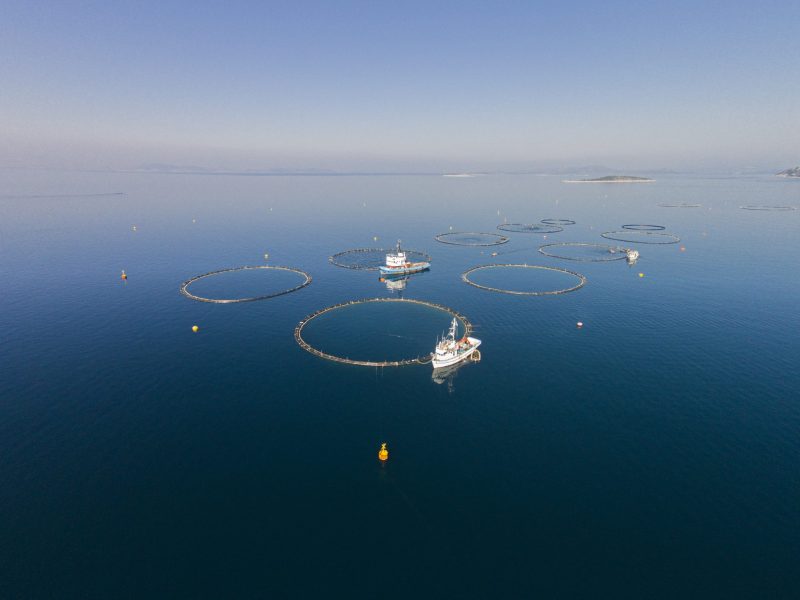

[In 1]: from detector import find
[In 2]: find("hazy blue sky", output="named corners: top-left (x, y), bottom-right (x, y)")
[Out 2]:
top-left (1, 1), bottom-right (798, 171)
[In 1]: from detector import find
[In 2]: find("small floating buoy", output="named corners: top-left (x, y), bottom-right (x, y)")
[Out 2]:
top-left (264, 253), bottom-right (269, 261)
top-left (373, 236), bottom-right (378, 242)
top-left (378, 443), bottom-right (388, 462)
top-left (191, 325), bottom-right (199, 333)
top-left (131, 225), bottom-right (137, 231)
top-left (680, 246), bottom-right (686, 252)
top-left (192, 218), bottom-right (196, 223)
top-left (449, 225), bottom-right (453, 231)
top-left (638, 273), bottom-right (644, 278)
top-left (576, 321), bottom-right (583, 328)
top-left (120, 270), bottom-right (127, 280)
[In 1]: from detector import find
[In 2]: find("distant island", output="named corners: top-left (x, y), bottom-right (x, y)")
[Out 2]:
top-left (776, 166), bottom-right (800, 178)
top-left (562, 175), bottom-right (655, 183)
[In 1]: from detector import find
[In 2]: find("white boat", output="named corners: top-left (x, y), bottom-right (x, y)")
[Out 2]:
top-left (626, 249), bottom-right (640, 263)
top-left (378, 240), bottom-right (430, 276)
top-left (432, 318), bottom-right (481, 369)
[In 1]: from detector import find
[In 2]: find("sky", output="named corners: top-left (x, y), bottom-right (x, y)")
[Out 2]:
top-left (1, 1), bottom-right (798, 172)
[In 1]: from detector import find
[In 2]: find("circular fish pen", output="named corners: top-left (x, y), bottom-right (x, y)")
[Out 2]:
top-left (434, 231), bottom-right (509, 246)
top-left (180, 266), bottom-right (311, 303)
top-left (739, 205), bottom-right (796, 211)
top-left (497, 223), bottom-right (564, 234)
top-left (329, 247), bottom-right (431, 271)
top-left (601, 230), bottom-right (680, 245)
top-left (621, 224), bottom-right (666, 231)
top-left (541, 218), bottom-right (576, 226)
top-left (658, 202), bottom-right (702, 208)
top-left (461, 264), bottom-right (587, 296)
top-left (294, 298), bottom-right (473, 367)
top-left (538, 242), bottom-right (629, 262)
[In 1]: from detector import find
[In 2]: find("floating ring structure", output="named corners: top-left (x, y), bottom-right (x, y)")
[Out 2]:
top-left (497, 223), bottom-right (564, 234)
top-left (538, 242), bottom-right (628, 262)
top-left (329, 247), bottom-right (431, 271)
top-left (739, 205), bottom-right (796, 211)
top-left (461, 264), bottom-right (587, 296)
top-left (601, 230), bottom-right (680, 245)
top-left (621, 224), bottom-right (666, 231)
top-left (294, 298), bottom-right (473, 367)
top-left (180, 265), bottom-right (311, 303)
top-left (541, 218), bottom-right (576, 226)
top-left (434, 231), bottom-right (509, 246)
top-left (658, 203), bottom-right (702, 208)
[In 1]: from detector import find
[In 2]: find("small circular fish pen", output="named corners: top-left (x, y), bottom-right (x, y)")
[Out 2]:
top-left (739, 205), bottom-right (796, 211)
top-left (658, 202), bottom-right (702, 208)
top-left (329, 247), bottom-right (431, 271)
top-left (461, 264), bottom-right (587, 296)
top-left (434, 231), bottom-right (509, 246)
top-left (180, 265), bottom-right (311, 303)
top-left (540, 218), bottom-right (576, 226)
top-left (294, 298), bottom-right (473, 367)
top-left (538, 242), bottom-right (629, 262)
top-left (497, 223), bottom-right (564, 234)
top-left (621, 224), bottom-right (666, 231)
top-left (600, 230), bottom-right (680, 245)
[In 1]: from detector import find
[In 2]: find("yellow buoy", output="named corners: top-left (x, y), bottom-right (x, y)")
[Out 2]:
top-left (378, 443), bottom-right (388, 461)
top-left (192, 325), bottom-right (199, 333)
top-left (638, 273), bottom-right (644, 278)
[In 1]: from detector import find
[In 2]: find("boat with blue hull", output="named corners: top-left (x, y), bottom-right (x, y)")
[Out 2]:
top-left (378, 241), bottom-right (430, 276)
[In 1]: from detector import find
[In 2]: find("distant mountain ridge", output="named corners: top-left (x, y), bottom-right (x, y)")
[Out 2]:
top-left (777, 166), bottom-right (800, 178)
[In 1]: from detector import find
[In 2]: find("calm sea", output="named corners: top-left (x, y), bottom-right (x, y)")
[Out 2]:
top-left (1, 170), bottom-right (798, 597)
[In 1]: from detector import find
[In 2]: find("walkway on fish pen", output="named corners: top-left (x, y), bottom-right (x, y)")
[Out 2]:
top-left (180, 265), bottom-right (312, 303)
top-left (294, 297), bottom-right (473, 367)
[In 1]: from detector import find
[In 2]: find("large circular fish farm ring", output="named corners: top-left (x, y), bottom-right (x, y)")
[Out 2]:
top-left (497, 223), bottom-right (564, 234)
top-left (538, 242), bottom-right (628, 262)
top-left (461, 264), bottom-right (587, 296)
top-left (621, 224), bottom-right (666, 231)
top-left (601, 230), bottom-right (680, 245)
top-left (180, 265), bottom-right (311, 303)
top-left (541, 218), bottom-right (576, 226)
top-left (658, 202), bottom-right (702, 208)
top-left (434, 231), bottom-right (510, 246)
top-left (294, 298), bottom-right (473, 367)
top-left (329, 247), bottom-right (431, 271)
top-left (739, 205), bottom-right (796, 211)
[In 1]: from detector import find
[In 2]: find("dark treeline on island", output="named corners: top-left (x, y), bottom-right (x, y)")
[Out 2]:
top-left (562, 175), bottom-right (655, 183)
top-left (777, 166), bottom-right (800, 178)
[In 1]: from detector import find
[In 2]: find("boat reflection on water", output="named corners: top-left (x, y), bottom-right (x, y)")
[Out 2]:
top-left (378, 270), bottom-right (427, 294)
top-left (431, 350), bottom-right (481, 393)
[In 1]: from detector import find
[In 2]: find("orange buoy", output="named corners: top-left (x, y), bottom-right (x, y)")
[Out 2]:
top-left (680, 246), bottom-right (686, 252)
top-left (121, 270), bottom-right (127, 280)
top-left (378, 443), bottom-right (389, 462)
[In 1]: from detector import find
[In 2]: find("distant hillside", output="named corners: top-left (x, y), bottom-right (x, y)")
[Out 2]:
top-left (562, 175), bottom-right (655, 183)
top-left (777, 166), bottom-right (800, 178)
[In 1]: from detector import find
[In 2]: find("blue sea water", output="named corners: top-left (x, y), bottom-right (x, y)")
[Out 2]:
top-left (1, 170), bottom-right (799, 597)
